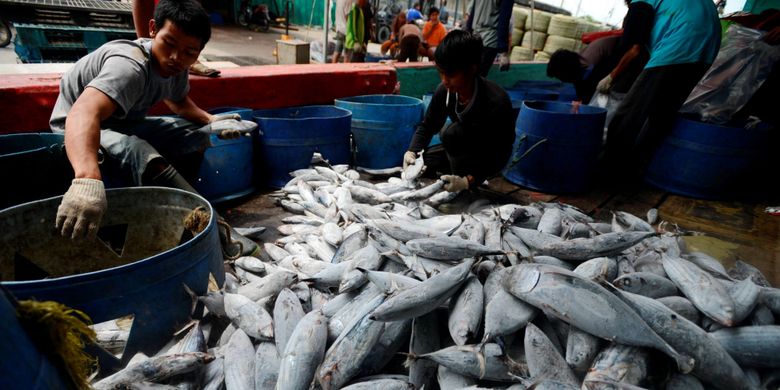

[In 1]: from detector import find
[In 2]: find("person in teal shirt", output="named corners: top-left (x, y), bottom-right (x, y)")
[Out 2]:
top-left (600, 0), bottom-right (721, 182)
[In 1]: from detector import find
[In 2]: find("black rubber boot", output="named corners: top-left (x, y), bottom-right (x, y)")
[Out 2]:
top-left (149, 165), bottom-right (260, 258)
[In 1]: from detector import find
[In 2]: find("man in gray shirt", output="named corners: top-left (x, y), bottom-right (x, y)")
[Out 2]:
top-left (50, 0), bottom-right (256, 253)
top-left (466, 0), bottom-right (513, 76)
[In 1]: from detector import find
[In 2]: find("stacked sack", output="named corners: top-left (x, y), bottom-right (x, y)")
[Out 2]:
top-left (543, 15), bottom-right (579, 56)
top-left (508, 6), bottom-right (614, 64)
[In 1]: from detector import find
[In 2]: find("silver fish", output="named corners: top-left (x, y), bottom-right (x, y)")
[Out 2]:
top-left (565, 326), bottom-right (603, 373)
top-left (538, 231), bottom-right (657, 261)
top-left (237, 269), bottom-right (298, 301)
top-left (402, 180), bottom-right (446, 201)
top-left (406, 237), bottom-right (502, 260)
top-left (656, 296), bottom-right (702, 325)
top-left (409, 310), bottom-right (441, 390)
top-left (224, 293), bottom-right (274, 340)
top-left (278, 310), bottom-right (328, 390)
top-left (537, 207), bottom-right (564, 236)
top-left (224, 329), bottom-right (255, 390)
top-left (321, 222), bottom-right (343, 247)
top-left (727, 278), bottom-right (760, 324)
top-left (448, 275), bottom-right (484, 346)
top-left (710, 325), bottom-right (780, 368)
top-left (340, 379), bottom-right (414, 390)
top-left (615, 290), bottom-right (753, 389)
top-left (525, 322), bottom-right (579, 387)
top-left (332, 227), bottom-right (368, 264)
top-left (273, 288), bottom-right (305, 356)
top-left (583, 344), bottom-right (649, 389)
top-left (437, 365), bottom-right (476, 389)
top-left (318, 313), bottom-right (386, 390)
top-left (662, 255), bottom-right (736, 326)
top-left (502, 263), bottom-right (694, 373)
top-left (370, 259), bottom-right (474, 322)
top-left (613, 272), bottom-right (679, 298)
top-left (254, 341), bottom-right (279, 390)
top-left (93, 353), bottom-right (213, 390)
top-left (420, 343), bottom-right (524, 381)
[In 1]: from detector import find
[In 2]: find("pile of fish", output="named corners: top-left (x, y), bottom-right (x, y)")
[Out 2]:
top-left (92, 156), bottom-right (780, 390)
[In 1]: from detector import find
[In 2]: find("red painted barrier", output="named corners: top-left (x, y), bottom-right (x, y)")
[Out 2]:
top-left (0, 63), bottom-right (397, 134)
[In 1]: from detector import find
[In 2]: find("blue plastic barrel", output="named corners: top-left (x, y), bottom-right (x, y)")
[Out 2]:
top-left (504, 101), bottom-right (606, 193)
top-left (0, 289), bottom-right (70, 389)
top-left (645, 116), bottom-right (773, 200)
top-left (504, 88), bottom-right (560, 103)
top-left (194, 107), bottom-right (256, 203)
top-left (0, 187), bottom-right (224, 364)
top-left (0, 133), bottom-right (73, 210)
top-left (422, 93), bottom-right (443, 147)
top-left (253, 106), bottom-right (352, 188)
top-left (335, 95), bottom-right (424, 169)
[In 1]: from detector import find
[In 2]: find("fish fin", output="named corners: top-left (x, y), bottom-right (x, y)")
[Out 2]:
top-left (182, 283), bottom-right (199, 316)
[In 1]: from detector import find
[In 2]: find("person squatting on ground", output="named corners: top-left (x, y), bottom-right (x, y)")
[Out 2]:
top-left (403, 30), bottom-right (515, 193)
top-left (50, 0), bottom-right (258, 255)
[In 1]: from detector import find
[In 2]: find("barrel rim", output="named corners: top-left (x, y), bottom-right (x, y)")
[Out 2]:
top-left (252, 105), bottom-right (352, 122)
top-left (0, 187), bottom-right (216, 287)
top-left (335, 94), bottom-right (423, 107)
top-left (522, 100), bottom-right (607, 116)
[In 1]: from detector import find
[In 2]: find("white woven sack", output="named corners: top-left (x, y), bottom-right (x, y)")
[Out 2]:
top-left (529, 10), bottom-right (552, 32)
top-left (521, 31), bottom-right (547, 51)
top-left (511, 46), bottom-right (534, 62)
top-left (512, 6), bottom-right (528, 31)
top-left (534, 51), bottom-right (551, 62)
top-left (511, 29), bottom-right (524, 47)
top-left (547, 15), bottom-right (579, 39)
top-left (543, 35), bottom-right (577, 54)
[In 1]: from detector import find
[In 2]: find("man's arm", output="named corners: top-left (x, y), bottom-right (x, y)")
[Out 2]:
top-left (164, 97), bottom-right (213, 125)
top-left (609, 44), bottom-right (642, 79)
top-left (599, 2), bottom-right (654, 92)
top-left (132, 0), bottom-right (154, 38)
top-left (495, 0), bottom-right (513, 54)
top-left (64, 87), bottom-right (118, 180)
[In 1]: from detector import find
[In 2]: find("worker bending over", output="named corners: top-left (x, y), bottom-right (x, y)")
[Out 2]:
top-left (602, 0), bottom-right (721, 180)
top-left (50, 0), bottom-right (257, 255)
top-left (403, 30), bottom-right (515, 193)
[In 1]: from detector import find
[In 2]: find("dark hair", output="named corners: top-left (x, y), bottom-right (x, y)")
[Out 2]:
top-left (547, 49), bottom-right (583, 82)
top-left (397, 35), bottom-right (421, 62)
top-left (429, 6), bottom-right (439, 15)
top-left (434, 30), bottom-right (482, 74)
top-left (154, 0), bottom-right (212, 48)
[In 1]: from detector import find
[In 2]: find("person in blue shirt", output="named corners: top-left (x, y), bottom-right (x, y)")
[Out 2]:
top-left (407, 3), bottom-right (424, 24)
top-left (600, 0), bottom-right (721, 181)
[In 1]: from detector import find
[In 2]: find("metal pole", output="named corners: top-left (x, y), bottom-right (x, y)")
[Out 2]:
top-left (324, 0), bottom-right (331, 63)
top-left (285, 0), bottom-right (290, 36)
top-left (530, 0), bottom-right (535, 55)
top-left (454, 0), bottom-right (459, 26)
top-left (575, 0), bottom-right (582, 17)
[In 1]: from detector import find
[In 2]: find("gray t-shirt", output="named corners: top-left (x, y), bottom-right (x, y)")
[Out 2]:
top-left (50, 38), bottom-right (189, 131)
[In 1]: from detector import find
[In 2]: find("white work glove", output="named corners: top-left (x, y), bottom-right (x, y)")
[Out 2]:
top-left (596, 74), bottom-right (613, 94)
top-left (353, 43), bottom-right (366, 54)
top-left (441, 175), bottom-right (470, 192)
top-left (498, 52), bottom-right (510, 71)
top-left (203, 114), bottom-right (258, 139)
top-left (56, 178), bottom-right (107, 240)
top-left (403, 151), bottom-right (418, 169)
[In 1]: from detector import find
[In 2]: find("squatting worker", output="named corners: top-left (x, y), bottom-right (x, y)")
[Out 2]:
top-left (50, 0), bottom-right (257, 246)
top-left (402, 30), bottom-right (515, 193)
top-left (602, 0), bottom-right (721, 179)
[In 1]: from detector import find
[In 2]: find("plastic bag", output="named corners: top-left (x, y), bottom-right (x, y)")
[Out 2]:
top-left (590, 90), bottom-right (626, 128)
top-left (680, 24), bottom-right (780, 124)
